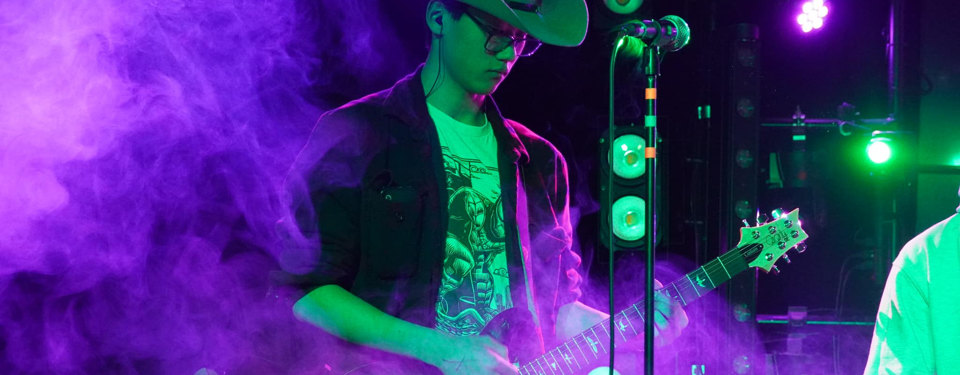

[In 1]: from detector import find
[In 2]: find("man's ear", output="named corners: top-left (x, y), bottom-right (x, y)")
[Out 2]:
top-left (425, 1), bottom-right (445, 37)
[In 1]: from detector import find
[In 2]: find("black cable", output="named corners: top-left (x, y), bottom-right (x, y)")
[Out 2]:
top-left (425, 29), bottom-right (443, 98)
top-left (832, 250), bottom-right (871, 317)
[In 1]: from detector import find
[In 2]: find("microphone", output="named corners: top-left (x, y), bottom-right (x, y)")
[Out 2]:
top-left (618, 15), bottom-right (691, 52)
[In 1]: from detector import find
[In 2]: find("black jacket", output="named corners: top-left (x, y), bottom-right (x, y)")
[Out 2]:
top-left (281, 68), bottom-right (582, 348)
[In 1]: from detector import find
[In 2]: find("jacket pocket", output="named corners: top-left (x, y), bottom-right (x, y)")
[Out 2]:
top-left (362, 181), bottom-right (424, 279)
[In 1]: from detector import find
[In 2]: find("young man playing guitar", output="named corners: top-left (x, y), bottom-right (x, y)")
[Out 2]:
top-left (282, 1), bottom-right (687, 373)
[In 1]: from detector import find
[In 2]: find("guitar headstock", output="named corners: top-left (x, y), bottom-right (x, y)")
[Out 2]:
top-left (738, 208), bottom-right (809, 273)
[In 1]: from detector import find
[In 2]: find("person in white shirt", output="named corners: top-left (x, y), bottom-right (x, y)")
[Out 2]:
top-left (864, 186), bottom-right (960, 374)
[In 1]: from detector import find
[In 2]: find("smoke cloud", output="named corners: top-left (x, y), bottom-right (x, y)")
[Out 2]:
top-left (0, 0), bottom-right (414, 373)
top-left (0, 0), bottom-right (826, 373)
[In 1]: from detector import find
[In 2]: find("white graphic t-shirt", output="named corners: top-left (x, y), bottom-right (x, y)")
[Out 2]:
top-left (428, 103), bottom-right (512, 336)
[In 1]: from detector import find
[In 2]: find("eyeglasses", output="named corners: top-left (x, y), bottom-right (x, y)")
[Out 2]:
top-left (462, 8), bottom-right (541, 57)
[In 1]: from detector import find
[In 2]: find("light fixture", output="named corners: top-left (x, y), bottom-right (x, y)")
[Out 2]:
top-left (867, 136), bottom-right (893, 165)
top-left (797, 0), bottom-right (829, 33)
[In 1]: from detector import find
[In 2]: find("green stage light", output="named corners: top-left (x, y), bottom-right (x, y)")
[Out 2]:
top-left (867, 136), bottom-right (893, 164)
top-left (611, 195), bottom-right (646, 241)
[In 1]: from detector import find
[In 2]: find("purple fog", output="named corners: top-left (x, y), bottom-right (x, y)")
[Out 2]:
top-left (0, 0), bottom-right (416, 373)
top-left (0, 0), bottom-right (869, 374)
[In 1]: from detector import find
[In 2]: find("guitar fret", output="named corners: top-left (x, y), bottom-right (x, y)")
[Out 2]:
top-left (685, 274), bottom-right (702, 297)
top-left (536, 358), bottom-right (549, 375)
top-left (717, 257), bottom-right (732, 279)
top-left (588, 327), bottom-right (605, 356)
top-left (563, 342), bottom-right (581, 370)
top-left (586, 328), bottom-right (598, 357)
top-left (573, 336), bottom-right (589, 364)
top-left (701, 265), bottom-right (715, 287)
top-left (620, 311), bottom-right (638, 337)
top-left (549, 349), bottom-right (568, 374)
top-left (670, 283), bottom-right (687, 305)
top-left (706, 260), bottom-right (731, 286)
top-left (530, 361), bottom-right (542, 375)
top-left (597, 324), bottom-right (612, 359)
top-left (722, 246), bottom-right (751, 275)
top-left (611, 315), bottom-right (628, 342)
top-left (561, 347), bottom-right (575, 373)
top-left (544, 350), bottom-right (556, 374)
top-left (632, 304), bottom-right (644, 324)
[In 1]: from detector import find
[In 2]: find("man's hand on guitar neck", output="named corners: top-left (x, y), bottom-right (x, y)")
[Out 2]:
top-left (556, 280), bottom-right (689, 348)
top-left (648, 286), bottom-right (688, 347)
top-left (423, 334), bottom-right (517, 375)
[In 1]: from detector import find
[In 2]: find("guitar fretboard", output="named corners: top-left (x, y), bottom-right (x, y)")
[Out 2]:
top-left (518, 244), bottom-right (759, 375)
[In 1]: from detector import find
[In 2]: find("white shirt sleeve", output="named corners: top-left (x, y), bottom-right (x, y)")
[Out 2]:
top-left (863, 244), bottom-right (934, 375)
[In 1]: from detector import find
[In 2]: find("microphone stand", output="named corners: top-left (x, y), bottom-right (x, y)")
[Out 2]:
top-left (641, 43), bottom-right (661, 375)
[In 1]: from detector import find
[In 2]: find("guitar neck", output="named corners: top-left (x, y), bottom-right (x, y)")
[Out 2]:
top-left (518, 245), bottom-right (756, 375)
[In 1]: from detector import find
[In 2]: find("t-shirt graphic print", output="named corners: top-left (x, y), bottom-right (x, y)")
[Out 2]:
top-left (428, 104), bottom-right (511, 336)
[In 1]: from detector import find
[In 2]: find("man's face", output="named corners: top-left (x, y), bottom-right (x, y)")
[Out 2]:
top-left (440, 6), bottom-right (525, 96)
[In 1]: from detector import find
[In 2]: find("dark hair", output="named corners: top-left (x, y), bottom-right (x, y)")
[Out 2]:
top-left (425, 0), bottom-right (467, 47)
top-left (435, 0), bottom-right (466, 19)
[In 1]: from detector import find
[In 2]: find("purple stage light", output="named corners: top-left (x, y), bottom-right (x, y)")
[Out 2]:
top-left (797, 0), bottom-right (829, 33)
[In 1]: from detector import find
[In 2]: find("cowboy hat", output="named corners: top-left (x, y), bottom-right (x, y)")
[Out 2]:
top-left (455, 0), bottom-right (589, 47)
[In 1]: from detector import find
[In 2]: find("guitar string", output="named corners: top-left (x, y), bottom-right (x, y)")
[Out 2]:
top-left (670, 242), bottom-right (766, 307)
top-left (647, 218), bottom-right (802, 320)
top-left (673, 242), bottom-right (760, 300)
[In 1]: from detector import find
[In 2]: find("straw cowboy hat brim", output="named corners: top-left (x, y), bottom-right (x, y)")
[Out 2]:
top-left (456, 0), bottom-right (589, 47)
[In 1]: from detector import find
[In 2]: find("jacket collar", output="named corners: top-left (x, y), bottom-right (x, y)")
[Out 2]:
top-left (381, 65), bottom-right (529, 164)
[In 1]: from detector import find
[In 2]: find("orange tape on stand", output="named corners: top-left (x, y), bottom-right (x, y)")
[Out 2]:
top-left (645, 88), bottom-right (657, 100)
top-left (645, 147), bottom-right (656, 159)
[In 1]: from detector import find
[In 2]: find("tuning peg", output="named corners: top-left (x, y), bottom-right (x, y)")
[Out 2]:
top-left (757, 212), bottom-right (769, 225)
top-left (771, 208), bottom-right (784, 220)
top-left (782, 255), bottom-right (791, 264)
top-left (794, 243), bottom-right (807, 253)
top-left (742, 219), bottom-right (750, 227)
top-left (769, 265), bottom-right (781, 275)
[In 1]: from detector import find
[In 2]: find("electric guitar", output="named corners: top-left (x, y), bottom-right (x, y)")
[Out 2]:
top-left (340, 208), bottom-right (809, 375)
